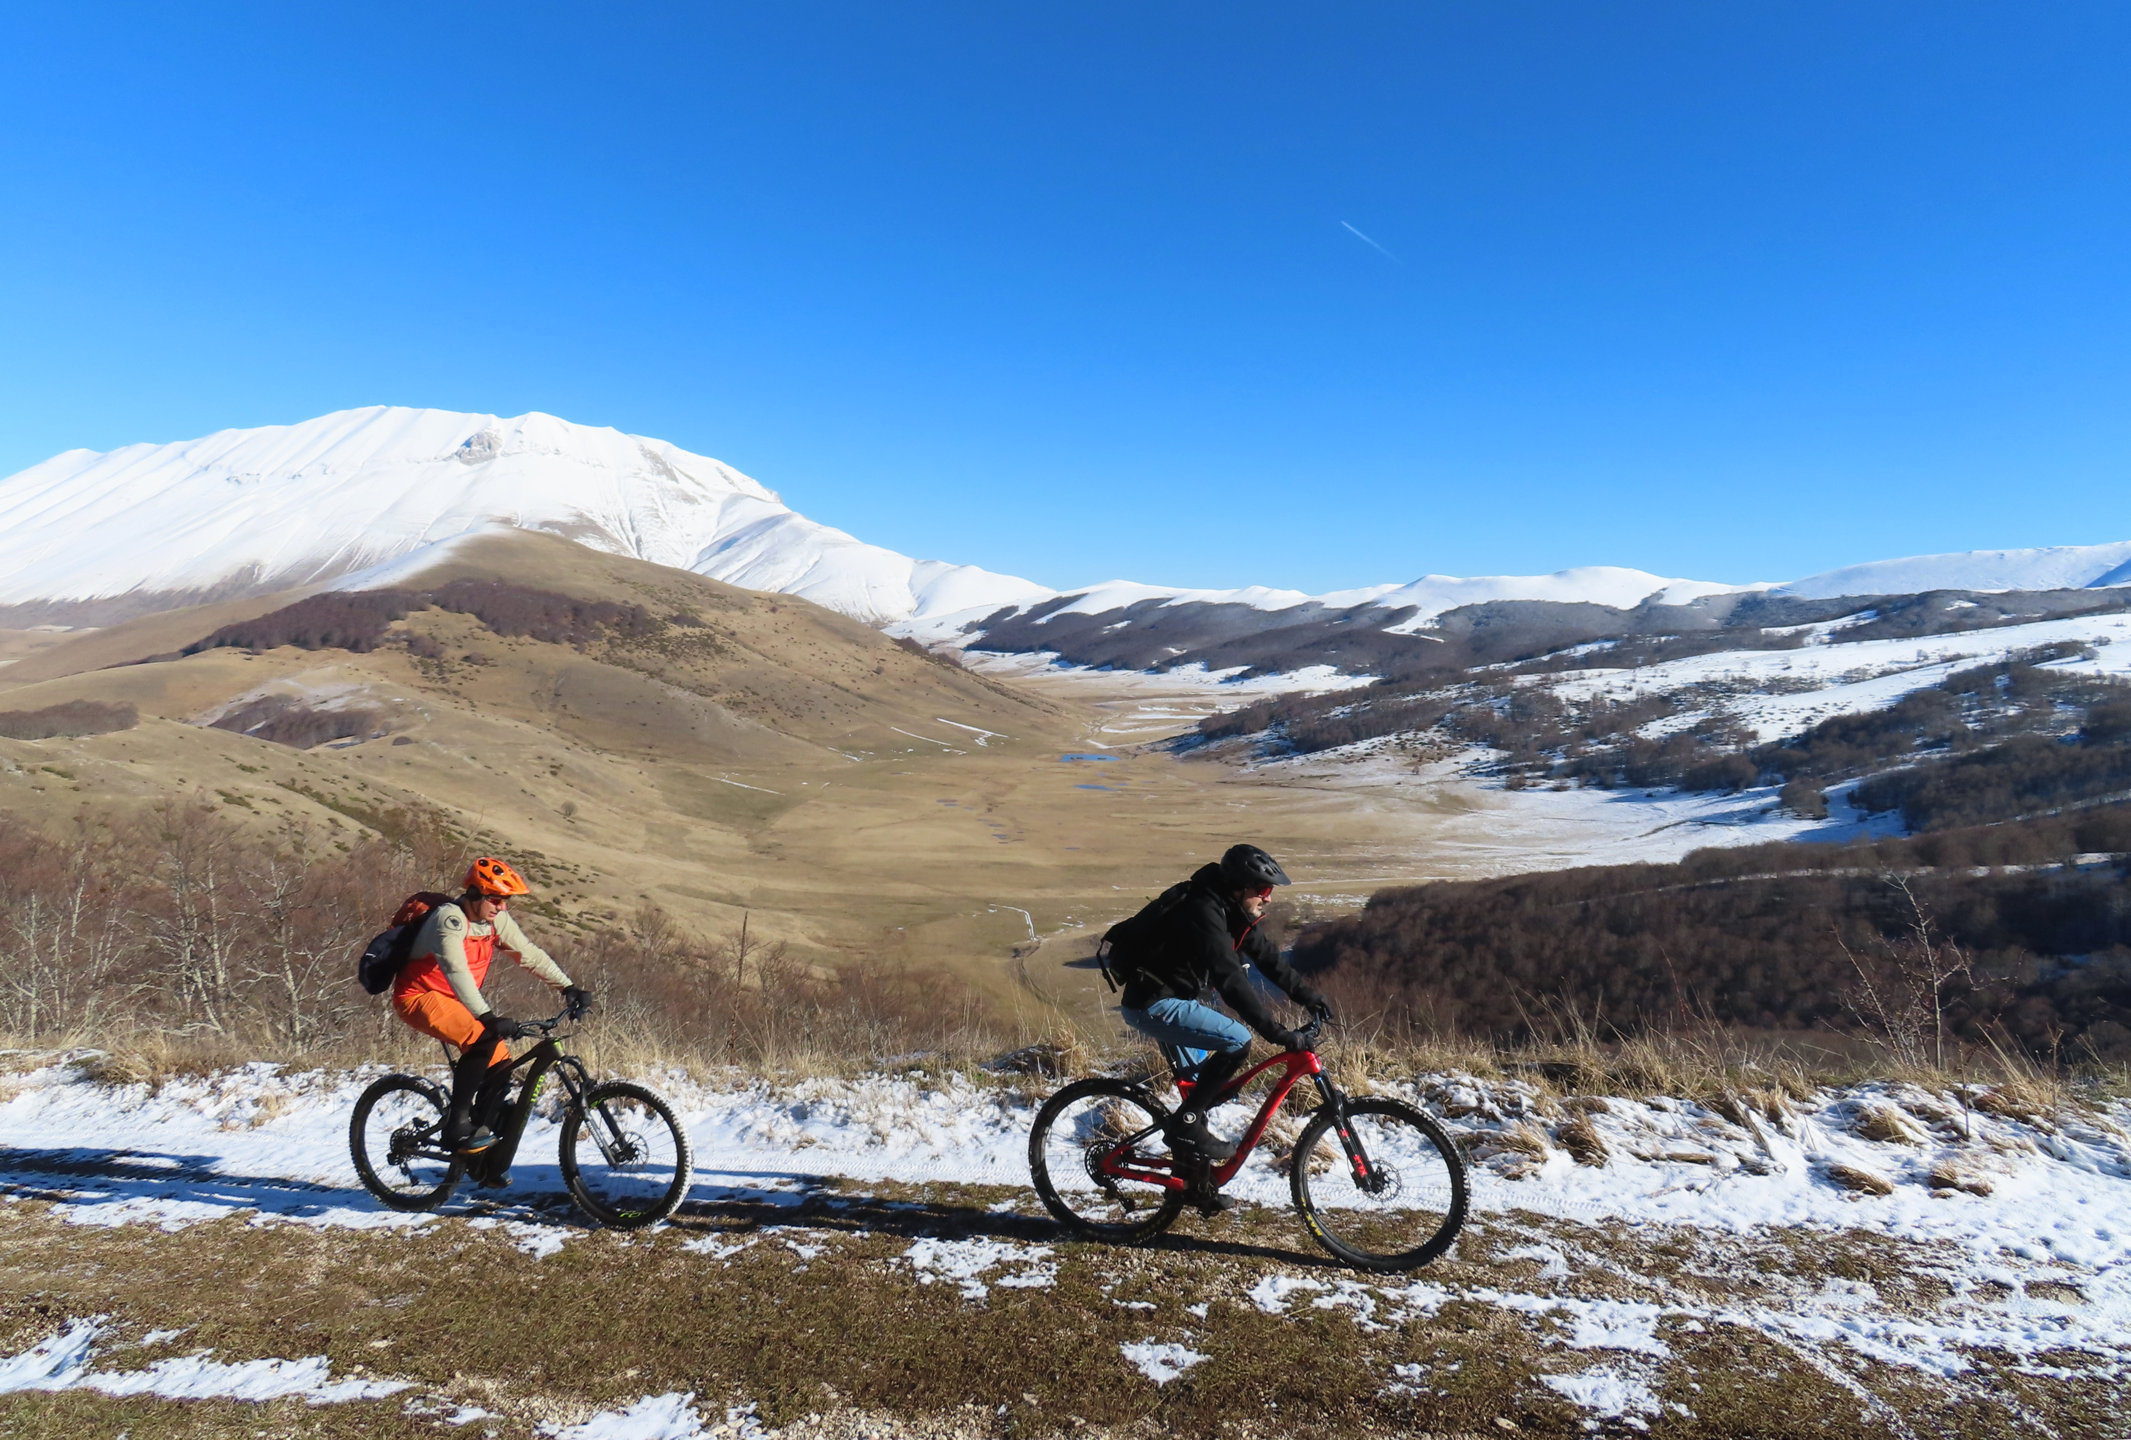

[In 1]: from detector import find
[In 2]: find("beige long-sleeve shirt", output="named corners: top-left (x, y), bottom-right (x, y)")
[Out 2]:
top-left (407, 902), bottom-right (571, 1018)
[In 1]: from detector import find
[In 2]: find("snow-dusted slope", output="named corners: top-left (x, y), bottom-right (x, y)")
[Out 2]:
top-left (0, 407), bottom-right (1049, 625)
top-left (891, 566), bottom-right (1751, 646)
top-left (1774, 541), bottom-right (2131, 599)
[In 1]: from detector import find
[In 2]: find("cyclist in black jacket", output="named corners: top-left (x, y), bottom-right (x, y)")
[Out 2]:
top-left (1118, 844), bottom-right (1331, 1208)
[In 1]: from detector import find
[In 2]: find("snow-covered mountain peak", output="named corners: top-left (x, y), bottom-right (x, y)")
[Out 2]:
top-left (0, 406), bottom-right (1044, 624)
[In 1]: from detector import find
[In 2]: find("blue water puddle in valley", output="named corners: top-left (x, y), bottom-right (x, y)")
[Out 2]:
top-left (1074, 783), bottom-right (1115, 791)
top-left (1059, 753), bottom-right (1117, 762)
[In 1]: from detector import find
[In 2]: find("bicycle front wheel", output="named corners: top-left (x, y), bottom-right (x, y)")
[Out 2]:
top-left (1029, 1078), bottom-right (1184, 1244)
top-left (1292, 1097), bottom-right (1467, 1272)
top-left (349, 1074), bottom-right (462, 1212)
top-left (559, 1081), bottom-right (692, 1229)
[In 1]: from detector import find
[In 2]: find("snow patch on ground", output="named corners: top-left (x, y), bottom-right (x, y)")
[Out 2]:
top-left (1118, 1340), bottom-right (1209, 1385)
top-left (0, 1318), bottom-right (408, 1405)
top-left (542, 1391), bottom-right (717, 1439)
top-left (1541, 1366), bottom-right (1665, 1429)
top-left (1544, 609), bottom-right (2131, 747)
top-left (1232, 609), bottom-right (2131, 877)
top-left (900, 1236), bottom-right (1057, 1299)
top-left (468, 1215), bottom-right (575, 1257)
top-left (956, 648), bottom-right (1375, 699)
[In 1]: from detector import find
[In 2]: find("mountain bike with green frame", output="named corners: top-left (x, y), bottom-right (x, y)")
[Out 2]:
top-left (349, 1010), bottom-right (691, 1229)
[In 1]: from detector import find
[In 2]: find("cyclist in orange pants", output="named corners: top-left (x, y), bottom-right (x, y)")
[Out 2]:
top-left (391, 857), bottom-right (589, 1155)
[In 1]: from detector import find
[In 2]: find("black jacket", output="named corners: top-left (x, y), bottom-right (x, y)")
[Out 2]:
top-left (1119, 864), bottom-right (1326, 1044)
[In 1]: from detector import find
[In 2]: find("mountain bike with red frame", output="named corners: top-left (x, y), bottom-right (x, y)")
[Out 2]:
top-left (1028, 1021), bottom-right (1467, 1271)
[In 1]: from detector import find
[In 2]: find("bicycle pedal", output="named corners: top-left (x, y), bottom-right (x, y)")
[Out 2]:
top-left (472, 1168), bottom-right (513, 1190)
top-left (1192, 1193), bottom-right (1240, 1218)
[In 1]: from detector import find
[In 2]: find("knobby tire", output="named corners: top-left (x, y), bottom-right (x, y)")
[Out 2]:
top-left (1028, 1077), bottom-right (1184, 1244)
top-left (349, 1073), bottom-right (463, 1212)
top-left (559, 1080), bottom-right (693, 1229)
top-left (1291, 1096), bottom-right (1467, 1272)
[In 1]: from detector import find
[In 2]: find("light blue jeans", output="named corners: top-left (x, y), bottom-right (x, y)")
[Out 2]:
top-left (1120, 996), bottom-right (1250, 1085)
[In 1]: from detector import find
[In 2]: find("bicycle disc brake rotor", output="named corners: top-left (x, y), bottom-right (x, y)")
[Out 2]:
top-left (602, 1126), bottom-right (648, 1167)
top-left (1357, 1159), bottom-right (1403, 1201)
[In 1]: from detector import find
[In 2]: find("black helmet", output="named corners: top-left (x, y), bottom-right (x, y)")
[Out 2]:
top-left (1220, 843), bottom-right (1291, 890)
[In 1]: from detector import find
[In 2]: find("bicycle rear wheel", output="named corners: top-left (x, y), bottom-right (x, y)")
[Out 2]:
top-left (349, 1074), bottom-right (463, 1212)
top-left (1029, 1078), bottom-right (1184, 1243)
top-left (1291, 1097), bottom-right (1467, 1272)
top-left (559, 1081), bottom-right (692, 1229)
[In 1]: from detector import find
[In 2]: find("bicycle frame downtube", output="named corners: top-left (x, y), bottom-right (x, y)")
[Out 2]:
top-left (1096, 1050), bottom-right (1326, 1192)
top-left (482, 1040), bottom-right (567, 1174)
top-left (1209, 1049), bottom-right (1325, 1186)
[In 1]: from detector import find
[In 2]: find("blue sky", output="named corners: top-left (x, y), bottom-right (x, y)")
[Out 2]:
top-left (2, 3), bottom-right (2127, 592)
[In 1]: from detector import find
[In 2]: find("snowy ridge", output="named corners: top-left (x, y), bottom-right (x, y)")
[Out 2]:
top-left (5, 406), bottom-right (2129, 638)
top-left (1775, 541), bottom-right (2131, 600)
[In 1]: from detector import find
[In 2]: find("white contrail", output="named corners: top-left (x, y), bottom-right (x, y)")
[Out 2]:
top-left (1340, 220), bottom-right (1401, 263)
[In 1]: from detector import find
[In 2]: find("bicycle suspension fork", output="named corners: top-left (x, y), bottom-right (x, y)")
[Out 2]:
top-left (1311, 1073), bottom-right (1380, 1190)
top-left (556, 1059), bottom-right (639, 1165)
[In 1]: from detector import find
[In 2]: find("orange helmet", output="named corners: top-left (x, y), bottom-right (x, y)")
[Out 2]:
top-left (464, 856), bottom-right (531, 898)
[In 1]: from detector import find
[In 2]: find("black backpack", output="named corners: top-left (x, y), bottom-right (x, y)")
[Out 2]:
top-left (357, 892), bottom-right (453, 995)
top-left (1096, 880), bottom-right (1194, 993)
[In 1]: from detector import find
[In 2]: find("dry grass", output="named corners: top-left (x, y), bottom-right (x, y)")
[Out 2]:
top-left (1851, 1101), bottom-right (1930, 1145)
top-left (1554, 1112), bottom-right (1609, 1166)
top-left (1461, 1120), bottom-right (1553, 1177)
top-left (1927, 1156), bottom-right (1996, 1197)
top-left (1971, 1076), bottom-right (2061, 1125)
top-left (18, 1008), bottom-right (2131, 1143)
top-left (1820, 1161), bottom-right (1895, 1196)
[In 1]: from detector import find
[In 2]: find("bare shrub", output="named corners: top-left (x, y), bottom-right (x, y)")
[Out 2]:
top-left (0, 820), bottom-right (136, 1039)
top-left (1839, 877), bottom-right (1974, 1073)
top-left (186, 582), bottom-right (660, 659)
top-left (542, 904), bottom-right (1006, 1077)
top-left (0, 802), bottom-right (444, 1055)
top-left (188, 591), bottom-right (414, 654)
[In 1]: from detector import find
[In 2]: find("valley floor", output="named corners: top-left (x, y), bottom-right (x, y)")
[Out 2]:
top-left (3, 1056), bottom-right (2127, 1438)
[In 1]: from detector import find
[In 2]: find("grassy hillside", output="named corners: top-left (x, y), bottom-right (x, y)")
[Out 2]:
top-left (0, 530), bottom-right (1460, 1053)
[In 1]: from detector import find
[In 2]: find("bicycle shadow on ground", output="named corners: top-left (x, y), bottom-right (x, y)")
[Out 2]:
top-left (669, 1168), bottom-right (1349, 1270)
top-left (0, 1146), bottom-right (771, 1235)
top-left (0, 1145), bottom-right (409, 1226)
top-left (0, 1146), bottom-right (1349, 1269)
